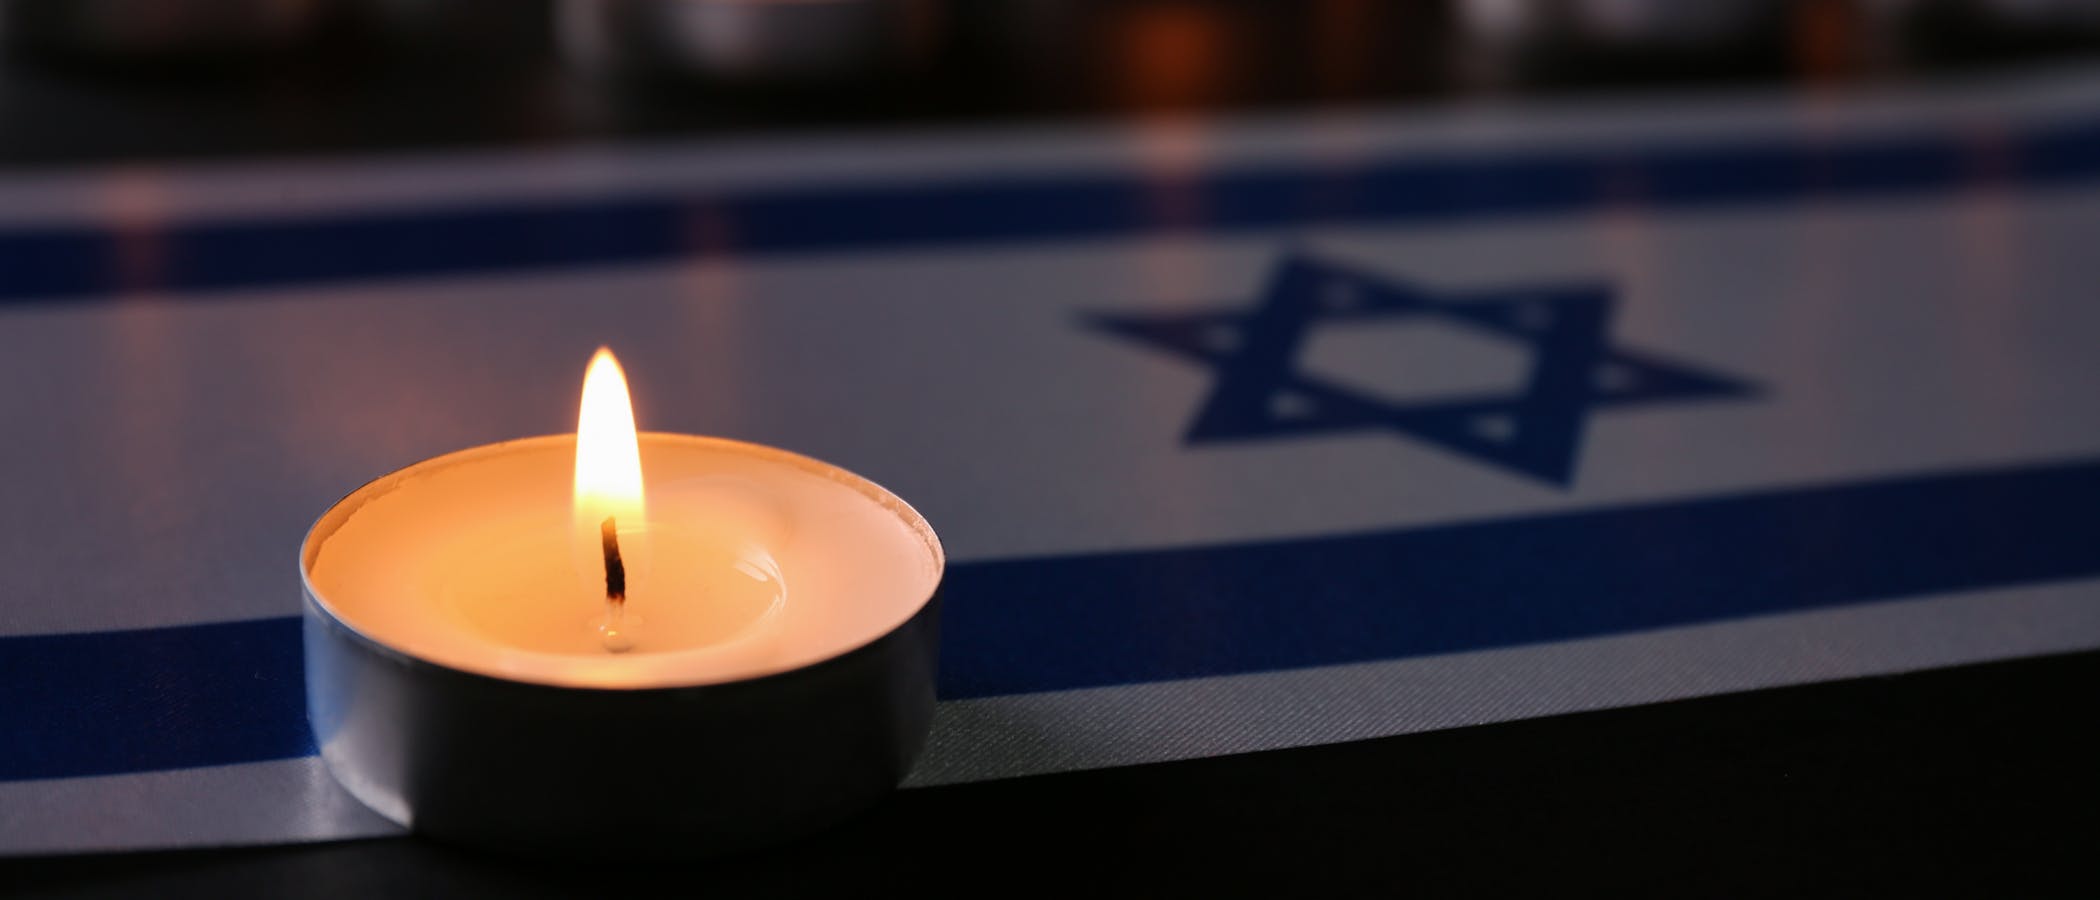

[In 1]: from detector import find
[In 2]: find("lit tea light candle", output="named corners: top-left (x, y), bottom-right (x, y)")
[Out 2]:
top-left (300, 348), bottom-right (944, 856)
top-left (574, 348), bottom-right (652, 654)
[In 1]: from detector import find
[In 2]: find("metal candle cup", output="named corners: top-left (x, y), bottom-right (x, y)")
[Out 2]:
top-left (300, 433), bottom-right (944, 857)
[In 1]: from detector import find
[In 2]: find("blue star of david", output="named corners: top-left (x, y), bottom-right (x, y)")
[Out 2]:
top-left (1088, 255), bottom-right (1758, 487)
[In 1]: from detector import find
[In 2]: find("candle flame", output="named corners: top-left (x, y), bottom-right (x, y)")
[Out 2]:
top-left (575, 347), bottom-right (645, 523)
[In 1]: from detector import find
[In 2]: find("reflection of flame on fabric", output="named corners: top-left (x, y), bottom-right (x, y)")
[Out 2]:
top-left (1136, 120), bottom-right (1208, 230)
top-left (98, 171), bottom-right (170, 296)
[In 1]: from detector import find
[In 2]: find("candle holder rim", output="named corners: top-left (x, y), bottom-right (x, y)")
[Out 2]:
top-left (297, 432), bottom-right (944, 693)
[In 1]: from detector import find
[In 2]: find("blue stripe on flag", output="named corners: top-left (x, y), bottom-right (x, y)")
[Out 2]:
top-left (3, 459), bottom-right (2098, 781)
top-left (0, 618), bottom-right (309, 782)
top-left (2, 116), bottom-right (2098, 304)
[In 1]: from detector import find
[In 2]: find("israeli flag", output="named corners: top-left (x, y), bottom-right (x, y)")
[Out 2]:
top-left (6, 67), bottom-right (2100, 854)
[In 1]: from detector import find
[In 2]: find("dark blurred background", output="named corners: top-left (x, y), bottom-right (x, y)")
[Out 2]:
top-left (3, 0), bottom-right (2100, 167)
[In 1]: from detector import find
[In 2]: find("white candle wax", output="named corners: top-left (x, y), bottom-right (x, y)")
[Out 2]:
top-left (303, 434), bottom-right (942, 689)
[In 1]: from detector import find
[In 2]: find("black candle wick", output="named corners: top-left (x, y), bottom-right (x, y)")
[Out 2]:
top-left (600, 516), bottom-right (627, 605)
